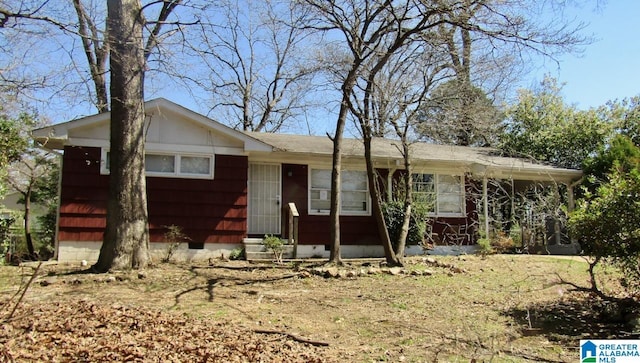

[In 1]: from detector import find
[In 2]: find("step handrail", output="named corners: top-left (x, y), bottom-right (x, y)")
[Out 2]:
top-left (287, 202), bottom-right (299, 258)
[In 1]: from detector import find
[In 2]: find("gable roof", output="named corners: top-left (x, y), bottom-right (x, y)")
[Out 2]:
top-left (245, 132), bottom-right (583, 183)
top-left (33, 98), bottom-right (272, 152)
top-left (33, 98), bottom-right (581, 184)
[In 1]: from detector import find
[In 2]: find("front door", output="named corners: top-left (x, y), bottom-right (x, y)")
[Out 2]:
top-left (248, 163), bottom-right (281, 235)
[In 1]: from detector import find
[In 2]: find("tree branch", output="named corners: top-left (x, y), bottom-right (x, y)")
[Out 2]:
top-left (253, 329), bottom-right (330, 347)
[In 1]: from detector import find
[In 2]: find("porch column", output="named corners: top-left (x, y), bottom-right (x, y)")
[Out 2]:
top-left (387, 169), bottom-right (395, 202)
top-left (568, 178), bottom-right (582, 246)
top-left (567, 182), bottom-right (576, 212)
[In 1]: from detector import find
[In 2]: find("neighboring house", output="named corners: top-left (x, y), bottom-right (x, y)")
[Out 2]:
top-left (33, 98), bottom-right (582, 262)
top-left (1, 189), bottom-right (48, 257)
top-left (1, 191), bottom-right (24, 217)
top-left (0, 191), bottom-right (22, 244)
top-left (0, 190), bottom-right (47, 230)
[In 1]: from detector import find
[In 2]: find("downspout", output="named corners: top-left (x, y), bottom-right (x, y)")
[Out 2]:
top-left (53, 153), bottom-right (63, 260)
top-left (483, 176), bottom-right (489, 240)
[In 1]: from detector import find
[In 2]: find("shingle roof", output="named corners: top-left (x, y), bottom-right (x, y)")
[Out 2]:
top-left (245, 132), bottom-right (583, 182)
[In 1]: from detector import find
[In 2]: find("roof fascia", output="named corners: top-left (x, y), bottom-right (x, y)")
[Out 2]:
top-left (249, 148), bottom-right (582, 184)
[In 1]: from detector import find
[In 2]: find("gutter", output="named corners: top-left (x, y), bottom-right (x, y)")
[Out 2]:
top-left (33, 135), bottom-right (68, 152)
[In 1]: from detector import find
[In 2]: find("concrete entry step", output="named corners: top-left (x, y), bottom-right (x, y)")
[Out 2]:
top-left (243, 238), bottom-right (295, 261)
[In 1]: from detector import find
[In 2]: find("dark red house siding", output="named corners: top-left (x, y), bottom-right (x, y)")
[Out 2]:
top-left (58, 146), bottom-right (248, 244)
top-left (390, 169), bottom-right (478, 244)
top-left (281, 163), bottom-right (382, 246)
top-left (58, 146), bottom-right (108, 242)
top-left (281, 164), bottom-right (478, 246)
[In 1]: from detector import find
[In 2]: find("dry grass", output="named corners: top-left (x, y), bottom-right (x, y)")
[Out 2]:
top-left (0, 254), bottom-right (631, 362)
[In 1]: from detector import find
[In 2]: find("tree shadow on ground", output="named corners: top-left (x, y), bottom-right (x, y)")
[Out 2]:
top-left (172, 265), bottom-right (301, 307)
top-left (504, 293), bottom-right (639, 345)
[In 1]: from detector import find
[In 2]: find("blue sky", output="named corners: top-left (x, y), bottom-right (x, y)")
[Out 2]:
top-left (33, 1), bottom-right (639, 124)
top-left (525, 1), bottom-right (640, 109)
top-left (159, 1), bottom-right (640, 125)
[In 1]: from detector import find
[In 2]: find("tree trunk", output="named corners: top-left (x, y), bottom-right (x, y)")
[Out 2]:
top-left (394, 141), bottom-right (413, 261)
top-left (362, 134), bottom-right (399, 266)
top-left (23, 188), bottom-right (36, 258)
top-left (72, 0), bottom-right (109, 113)
top-left (93, 0), bottom-right (150, 272)
top-left (328, 68), bottom-right (359, 265)
top-left (328, 108), bottom-right (344, 264)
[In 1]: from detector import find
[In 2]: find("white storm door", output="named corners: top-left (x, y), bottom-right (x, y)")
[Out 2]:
top-left (248, 164), bottom-right (281, 235)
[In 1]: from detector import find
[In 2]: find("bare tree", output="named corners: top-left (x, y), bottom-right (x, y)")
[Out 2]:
top-left (186, 0), bottom-right (319, 132)
top-left (71, 0), bottom-right (110, 113)
top-left (92, 0), bottom-right (150, 271)
top-left (303, 0), bottom-right (586, 264)
top-left (2, 1), bottom-right (192, 271)
top-left (67, 0), bottom-right (186, 114)
top-left (349, 44), bottom-right (448, 266)
top-left (416, 4), bottom-right (504, 146)
top-left (417, 0), bottom-right (587, 147)
top-left (418, 79), bottom-right (503, 146)
top-left (93, 0), bottom-right (186, 272)
top-left (0, 1), bottom-right (107, 114)
top-left (301, 0), bottom-right (461, 264)
top-left (0, 1), bottom-right (192, 116)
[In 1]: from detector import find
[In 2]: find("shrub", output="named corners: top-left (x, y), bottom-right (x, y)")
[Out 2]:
top-left (476, 238), bottom-right (493, 256)
top-left (162, 225), bottom-right (191, 263)
top-left (477, 232), bottom-right (516, 256)
top-left (508, 223), bottom-right (522, 247)
top-left (262, 235), bottom-right (287, 263)
top-left (34, 206), bottom-right (58, 260)
top-left (381, 201), bottom-right (428, 250)
top-left (229, 247), bottom-right (245, 260)
top-left (569, 165), bottom-right (640, 297)
top-left (0, 217), bottom-right (14, 256)
top-left (492, 231), bottom-right (516, 253)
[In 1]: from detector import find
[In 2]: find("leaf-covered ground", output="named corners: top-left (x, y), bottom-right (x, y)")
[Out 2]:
top-left (0, 255), bottom-right (634, 362)
top-left (1, 299), bottom-right (328, 362)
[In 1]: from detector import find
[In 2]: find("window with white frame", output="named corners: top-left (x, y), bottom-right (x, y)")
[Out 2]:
top-left (145, 154), bottom-right (176, 173)
top-left (180, 155), bottom-right (211, 175)
top-left (412, 173), bottom-right (464, 216)
top-left (102, 149), bottom-right (213, 179)
top-left (309, 169), bottom-right (370, 215)
top-left (412, 173), bottom-right (435, 208)
top-left (310, 169), bottom-right (331, 212)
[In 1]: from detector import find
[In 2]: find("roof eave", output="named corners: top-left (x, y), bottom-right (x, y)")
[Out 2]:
top-left (483, 167), bottom-right (583, 183)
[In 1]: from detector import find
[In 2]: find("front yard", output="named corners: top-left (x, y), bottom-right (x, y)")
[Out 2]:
top-left (0, 255), bottom-right (632, 362)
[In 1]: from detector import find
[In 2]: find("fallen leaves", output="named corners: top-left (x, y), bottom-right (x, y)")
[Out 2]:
top-left (0, 256), bottom-right (612, 362)
top-left (1, 299), bottom-right (330, 362)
